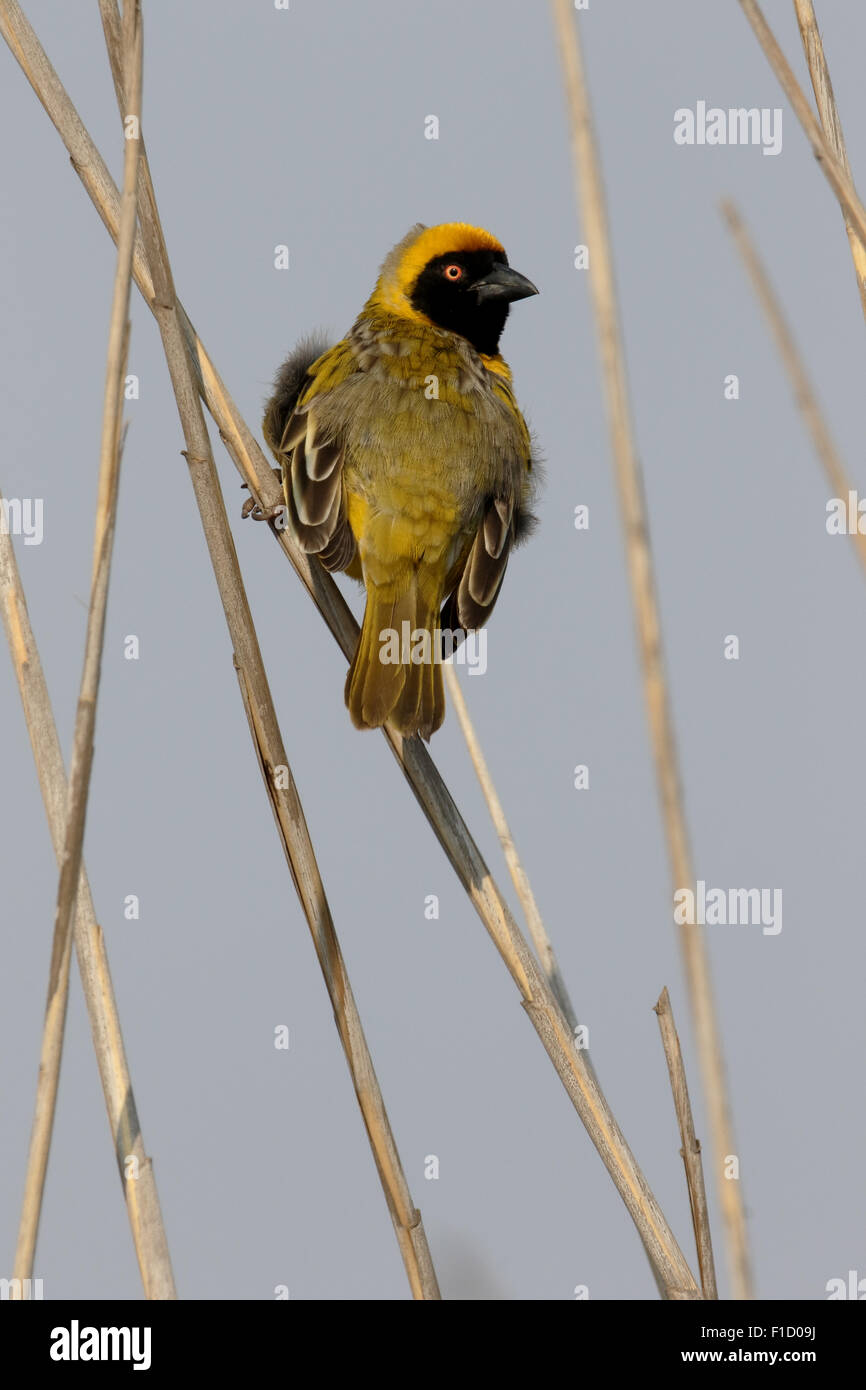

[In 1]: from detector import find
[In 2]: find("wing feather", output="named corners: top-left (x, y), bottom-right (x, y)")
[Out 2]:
top-left (441, 495), bottom-right (515, 633)
top-left (263, 339), bottom-right (358, 572)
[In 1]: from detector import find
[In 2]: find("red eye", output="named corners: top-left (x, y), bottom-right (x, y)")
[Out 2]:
top-left (443, 263), bottom-right (464, 281)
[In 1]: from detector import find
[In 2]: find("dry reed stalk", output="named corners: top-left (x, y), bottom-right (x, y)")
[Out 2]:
top-left (443, 663), bottom-right (579, 1037)
top-left (549, 0), bottom-right (753, 1299)
top-left (720, 200), bottom-right (866, 577)
top-left (655, 989), bottom-right (718, 1300)
top-left (13, 1), bottom-right (141, 1286)
top-left (792, 0), bottom-right (866, 320)
top-left (96, 0), bottom-right (439, 1301)
top-left (1, 0), bottom-right (701, 1296)
top-left (13, 395), bottom-right (129, 1281)
top-left (0, 495), bottom-right (176, 1298)
top-left (737, 1), bottom-right (866, 250)
top-left (6, 4), bottom-right (176, 1300)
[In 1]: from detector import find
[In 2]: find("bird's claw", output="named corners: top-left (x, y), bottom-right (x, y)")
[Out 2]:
top-left (241, 470), bottom-right (284, 521)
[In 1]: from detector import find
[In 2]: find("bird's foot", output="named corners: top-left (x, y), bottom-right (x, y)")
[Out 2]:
top-left (241, 469), bottom-right (283, 520)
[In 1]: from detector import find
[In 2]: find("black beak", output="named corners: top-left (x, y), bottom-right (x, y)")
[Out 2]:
top-left (473, 264), bottom-right (539, 303)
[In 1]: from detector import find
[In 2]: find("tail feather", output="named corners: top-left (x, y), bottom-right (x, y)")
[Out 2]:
top-left (345, 577), bottom-right (445, 739)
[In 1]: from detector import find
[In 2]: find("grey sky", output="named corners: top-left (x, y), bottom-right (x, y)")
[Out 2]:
top-left (1, 0), bottom-right (864, 1299)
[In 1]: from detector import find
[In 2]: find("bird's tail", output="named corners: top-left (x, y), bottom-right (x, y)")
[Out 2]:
top-left (345, 573), bottom-right (445, 739)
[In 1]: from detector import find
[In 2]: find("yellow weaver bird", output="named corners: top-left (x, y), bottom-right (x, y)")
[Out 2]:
top-left (261, 222), bottom-right (539, 739)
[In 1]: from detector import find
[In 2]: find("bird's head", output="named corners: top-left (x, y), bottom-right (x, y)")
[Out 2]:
top-left (369, 222), bottom-right (538, 358)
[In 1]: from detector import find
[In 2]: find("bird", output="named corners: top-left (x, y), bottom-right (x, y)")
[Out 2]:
top-left (260, 222), bottom-right (539, 740)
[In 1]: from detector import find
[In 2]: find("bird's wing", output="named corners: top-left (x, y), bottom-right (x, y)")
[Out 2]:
top-left (262, 337), bottom-right (359, 572)
top-left (442, 496), bottom-right (515, 632)
top-left (442, 379), bottom-right (536, 632)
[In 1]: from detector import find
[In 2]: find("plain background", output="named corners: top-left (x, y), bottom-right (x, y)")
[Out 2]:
top-left (1, 0), bottom-right (864, 1300)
